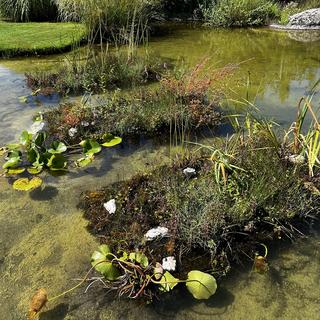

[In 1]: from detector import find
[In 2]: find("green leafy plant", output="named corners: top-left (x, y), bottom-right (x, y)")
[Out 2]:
top-left (1, 121), bottom-right (122, 190)
top-left (90, 245), bottom-right (217, 300)
top-left (202, 0), bottom-right (279, 27)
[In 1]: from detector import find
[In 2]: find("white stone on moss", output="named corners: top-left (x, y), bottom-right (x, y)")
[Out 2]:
top-left (145, 226), bottom-right (168, 241)
top-left (162, 256), bottom-right (176, 271)
top-left (104, 199), bottom-right (116, 214)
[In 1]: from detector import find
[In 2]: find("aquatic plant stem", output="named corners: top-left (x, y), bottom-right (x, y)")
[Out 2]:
top-left (47, 260), bottom-right (107, 303)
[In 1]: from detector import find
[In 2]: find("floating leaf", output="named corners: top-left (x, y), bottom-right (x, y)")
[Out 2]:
top-left (27, 167), bottom-right (43, 175)
top-left (6, 168), bottom-right (26, 175)
top-left (3, 156), bottom-right (21, 169)
top-left (75, 155), bottom-right (94, 168)
top-left (48, 141), bottom-right (67, 154)
top-left (186, 271), bottom-right (217, 300)
top-left (159, 271), bottom-right (179, 292)
top-left (91, 245), bottom-right (120, 280)
top-left (80, 139), bottom-right (101, 156)
top-left (34, 132), bottom-right (47, 148)
top-left (27, 148), bottom-right (40, 164)
top-left (129, 252), bottom-right (149, 268)
top-left (101, 134), bottom-right (122, 147)
top-left (19, 95), bottom-right (28, 104)
top-left (20, 130), bottom-right (32, 147)
top-left (13, 177), bottom-right (43, 191)
top-left (6, 143), bottom-right (20, 150)
top-left (47, 154), bottom-right (67, 171)
top-left (3, 151), bottom-right (22, 169)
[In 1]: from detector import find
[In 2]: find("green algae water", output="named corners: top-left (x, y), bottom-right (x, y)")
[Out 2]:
top-left (0, 25), bottom-right (320, 319)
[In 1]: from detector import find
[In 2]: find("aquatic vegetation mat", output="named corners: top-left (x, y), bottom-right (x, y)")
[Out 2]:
top-left (78, 108), bottom-right (320, 302)
top-left (42, 61), bottom-right (235, 139)
top-left (0, 117), bottom-right (122, 190)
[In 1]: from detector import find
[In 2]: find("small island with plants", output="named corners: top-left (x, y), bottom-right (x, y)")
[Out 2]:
top-left (0, 1), bottom-right (319, 320)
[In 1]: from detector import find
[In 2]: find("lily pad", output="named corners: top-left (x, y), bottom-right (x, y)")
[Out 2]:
top-left (91, 245), bottom-right (120, 281)
top-left (6, 168), bottom-right (26, 175)
top-left (186, 271), bottom-right (217, 300)
top-left (101, 134), bottom-right (122, 147)
top-left (27, 167), bottom-right (43, 175)
top-left (3, 151), bottom-right (21, 169)
top-left (80, 139), bottom-right (101, 156)
top-left (47, 154), bottom-right (68, 171)
top-left (129, 252), bottom-right (149, 268)
top-left (159, 271), bottom-right (179, 292)
top-left (75, 155), bottom-right (94, 168)
top-left (13, 177), bottom-right (43, 191)
top-left (48, 141), bottom-right (67, 154)
top-left (3, 156), bottom-right (21, 169)
top-left (20, 130), bottom-right (32, 147)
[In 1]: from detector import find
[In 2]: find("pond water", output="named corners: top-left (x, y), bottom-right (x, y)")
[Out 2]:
top-left (0, 25), bottom-right (320, 320)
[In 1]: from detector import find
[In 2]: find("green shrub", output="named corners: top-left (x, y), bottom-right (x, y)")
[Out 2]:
top-left (203, 0), bottom-right (280, 27)
top-left (0, 0), bottom-right (57, 21)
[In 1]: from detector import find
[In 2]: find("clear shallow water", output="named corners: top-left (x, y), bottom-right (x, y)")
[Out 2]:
top-left (0, 25), bottom-right (320, 320)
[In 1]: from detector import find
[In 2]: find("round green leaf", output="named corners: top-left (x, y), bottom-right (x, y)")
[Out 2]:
top-left (80, 139), bottom-right (101, 156)
top-left (20, 130), bottom-right (32, 147)
top-left (6, 168), bottom-right (26, 175)
top-left (159, 271), bottom-right (179, 292)
top-left (186, 271), bottom-right (217, 300)
top-left (6, 143), bottom-right (21, 150)
top-left (101, 134), bottom-right (122, 147)
top-left (27, 167), bottom-right (43, 175)
top-left (129, 252), bottom-right (149, 268)
top-left (47, 154), bottom-right (68, 171)
top-left (91, 245), bottom-right (120, 280)
top-left (13, 177), bottom-right (43, 191)
top-left (75, 155), bottom-right (94, 168)
top-left (3, 156), bottom-right (21, 169)
top-left (48, 141), bottom-right (67, 154)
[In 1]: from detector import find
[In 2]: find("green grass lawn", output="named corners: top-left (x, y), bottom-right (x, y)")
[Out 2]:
top-left (0, 21), bottom-right (86, 57)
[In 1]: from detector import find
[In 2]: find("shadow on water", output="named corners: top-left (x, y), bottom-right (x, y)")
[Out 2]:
top-left (29, 186), bottom-right (59, 201)
top-left (40, 303), bottom-right (69, 320)
top-left (152, 286), bottom-right (235, 318)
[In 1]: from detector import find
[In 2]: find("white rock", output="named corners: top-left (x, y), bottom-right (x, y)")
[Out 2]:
top-left (144, 226), bottom-right (169, 241)
top-left (162, 256), bottom-right (176, 271)
top-left (288, 154), bottom-right (305, 164)
top-left (183, 167), bottom-right (196, 177)
top-left (104, 199), bottom-right (116, 214)
top-left (30, 121), bottom-right (46, 134)
top-left (81, 121), bottom-right (90, 127)
top-left (68, 127), bottom-right (78, 137)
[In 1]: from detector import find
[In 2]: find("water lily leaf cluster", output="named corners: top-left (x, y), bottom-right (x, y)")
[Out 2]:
top-left (1, 127), bottom-right (122, 190)
top-left (90, 245), bottom-right (217, 301)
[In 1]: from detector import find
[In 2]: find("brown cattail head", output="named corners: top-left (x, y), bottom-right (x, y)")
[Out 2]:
top-left (28, 288), bottom-right (48, 320)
